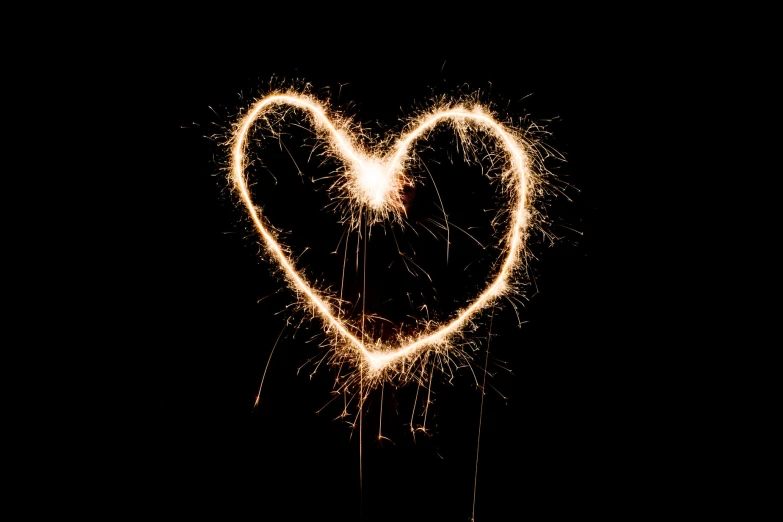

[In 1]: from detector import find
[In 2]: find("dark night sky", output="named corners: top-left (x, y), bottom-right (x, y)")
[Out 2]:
top-left (130, 27), bottom-right (674, 520)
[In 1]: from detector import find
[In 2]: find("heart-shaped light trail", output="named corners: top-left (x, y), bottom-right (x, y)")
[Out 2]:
top-left (229, 91), bottom-right (539, 385)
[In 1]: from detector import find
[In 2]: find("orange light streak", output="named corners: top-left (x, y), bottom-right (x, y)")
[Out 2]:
top-left (229, 90), bottom-right (540, 384)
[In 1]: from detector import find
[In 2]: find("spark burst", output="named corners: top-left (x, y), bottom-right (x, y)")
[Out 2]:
top-left (228, 88), bottom-right (547, 398)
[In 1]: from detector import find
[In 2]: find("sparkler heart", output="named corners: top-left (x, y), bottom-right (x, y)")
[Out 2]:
top-left (230, 91), bottom-right (537, 379)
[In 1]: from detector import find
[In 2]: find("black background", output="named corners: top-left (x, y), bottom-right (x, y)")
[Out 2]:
top-left (133, 26), bottom-right (671, 521)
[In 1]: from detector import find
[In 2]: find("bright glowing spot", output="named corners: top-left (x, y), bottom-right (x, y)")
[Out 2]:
top-left (356, 160), bottom-right (393, 209)
top-left (367, 355), bottom-right (387, 373)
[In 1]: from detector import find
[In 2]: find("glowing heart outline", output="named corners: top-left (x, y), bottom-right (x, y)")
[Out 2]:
top-left (229, 91), bottom-right (537, 376)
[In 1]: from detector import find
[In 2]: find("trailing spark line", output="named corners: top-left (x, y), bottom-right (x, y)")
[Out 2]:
top-left (228, 90), bottom-right (540, 386)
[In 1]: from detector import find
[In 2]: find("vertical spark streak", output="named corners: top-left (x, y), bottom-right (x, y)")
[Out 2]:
top-left (360, 209), bottom-right (368, 516)
top-left (253, 324), bottom-right (287, 409)
top-left (338, 228), bottom-right (350, 319)
top-left (378, 383), bottom-right (384, 441)
top-left (422, 361), bottom-right (434, 432)
top-left (410, 380), bottom-right (420, 438)
top-left (472, 306), bottom-right (494, 521)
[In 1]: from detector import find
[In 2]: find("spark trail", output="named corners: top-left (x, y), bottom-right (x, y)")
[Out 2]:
top-left (228, 89), bottom-right (543, 388)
